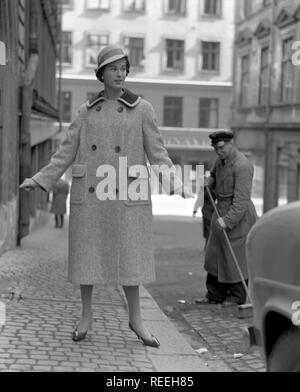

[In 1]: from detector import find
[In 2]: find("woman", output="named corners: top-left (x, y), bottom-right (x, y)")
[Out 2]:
top-left (20, 44), bottom-right (193, 347)
top-left (50, 178), bottom-right (69, 228)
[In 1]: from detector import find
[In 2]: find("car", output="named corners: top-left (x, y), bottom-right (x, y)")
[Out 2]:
top-left (244, 201), bottom-right (300, 372)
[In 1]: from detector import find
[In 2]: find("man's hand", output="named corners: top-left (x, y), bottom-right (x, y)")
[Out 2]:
top-left (204, 176), bottom-right (215, 188)
top-left (216, 217), bottom-right (227, 230)
top-left (19, 178), bottom-right (39, 192)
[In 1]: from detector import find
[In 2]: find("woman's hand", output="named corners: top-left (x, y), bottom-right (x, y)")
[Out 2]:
top-left (19, 178), bottom-right (39, 192)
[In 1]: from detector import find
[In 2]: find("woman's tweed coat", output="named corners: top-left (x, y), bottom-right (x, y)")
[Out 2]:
top-left (204, 148), bottom-right (258, 284)
top-left (33, 89), bottom-right (181, 286)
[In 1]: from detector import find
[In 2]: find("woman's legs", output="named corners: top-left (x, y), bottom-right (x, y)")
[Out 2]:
top-left (123, 285), bottom-right (152, 341)
top-left (77, 285), bottom-right (93, 332)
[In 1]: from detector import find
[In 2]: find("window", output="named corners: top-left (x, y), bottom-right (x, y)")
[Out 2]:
top-left (165, 39), bottom-right (185, 71)
top-left (165, 0), bottom-right (186, 15)
top-left (243, 0), bottom-right (252, 18)
top-left (163, 97), bottom-right (183, 127)
top-left (86, 0), bottom-right (110, 10)
top-left (124, 37), bottom-right (144, 68)
top-left (86, 34), bottom-right (109, 67)
top-left (281, 37), bottom-right (294, 103)
top-left (61, 32), bottom-right (72, 64)
top-left (203, 0), bottom-right (221, 16)
top-left (61, 92), bottom-right (72, 122)
top-left (123, 0), bottom-right (145, 12)
top-left (240, 54), bottom-right (250, 107)
top-left (202, 42), bottom-right (220, 71)
top-left (199, 98), bottom-right (219, 128)
top-left (259, 47), bottom-right (269, 105)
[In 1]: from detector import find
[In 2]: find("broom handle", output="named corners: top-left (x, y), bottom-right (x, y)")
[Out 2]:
top-left (205, 185), bottom-right (252, 302)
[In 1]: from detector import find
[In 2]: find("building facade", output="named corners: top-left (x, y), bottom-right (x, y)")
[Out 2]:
top-left (59, 0), bottom-right (235, 184)
top-left (232, 0), bottom-right (300, 212)
top-left (0, 0), bottom-right (61, 255)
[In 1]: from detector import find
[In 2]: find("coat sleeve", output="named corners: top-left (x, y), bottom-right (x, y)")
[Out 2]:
top-left (32, 115), bottom-right (81, 192)
top-left (141, 101), bottom-right (183, 195)
top-left (222, 162), bottom-right (254, 229)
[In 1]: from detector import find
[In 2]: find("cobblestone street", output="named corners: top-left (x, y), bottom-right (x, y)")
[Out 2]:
top-left (0, 218), bottom-right (212, 372)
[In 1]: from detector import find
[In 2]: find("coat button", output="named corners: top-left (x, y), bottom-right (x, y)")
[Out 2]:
top-left (91, 145), bottom-right (97, 151)
top-left (96, 106), bottom-right (102, 112)
top-left (89, 187), bottom-right (95, 194)
top-left (118, 107), bottom-right (124, 113)
top-left (115, 146), bottom-right (121, 153)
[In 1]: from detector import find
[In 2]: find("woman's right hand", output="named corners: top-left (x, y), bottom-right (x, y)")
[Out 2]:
top-left (19, 178), bottom-right (39, 192)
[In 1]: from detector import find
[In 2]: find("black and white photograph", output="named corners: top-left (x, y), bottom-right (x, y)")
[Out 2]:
top-left (0, 0), bottom-right (300, 375)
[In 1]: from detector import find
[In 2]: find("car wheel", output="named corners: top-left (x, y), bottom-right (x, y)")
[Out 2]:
top-left (268, 327), bottom-right (300, 372)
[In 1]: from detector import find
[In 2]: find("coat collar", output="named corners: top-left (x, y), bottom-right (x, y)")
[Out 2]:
top-left (86, 89), bottom-right (141, 109)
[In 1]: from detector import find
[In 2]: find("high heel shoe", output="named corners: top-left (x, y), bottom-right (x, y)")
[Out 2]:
top-left (72, 318), bottom-right (92, 342)
top-left (129, 322), bottom-right (160, 348)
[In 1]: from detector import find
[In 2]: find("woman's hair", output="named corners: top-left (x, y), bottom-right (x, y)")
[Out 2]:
top-left (96, 56), bottom-right (130, 83)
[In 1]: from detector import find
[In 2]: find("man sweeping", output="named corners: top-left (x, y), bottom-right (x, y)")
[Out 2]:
top-left (197, 130), bottom-right (258, 305)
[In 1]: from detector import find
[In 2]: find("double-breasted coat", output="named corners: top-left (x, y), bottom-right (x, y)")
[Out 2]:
top-left (33, 89), bottom-right (182, 286)
top-left (50, 179), bottom-right (69, 215)
top-left (204, 148), bottom-right (258, 283)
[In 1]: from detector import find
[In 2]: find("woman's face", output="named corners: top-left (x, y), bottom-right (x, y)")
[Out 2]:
top-left (102, 58), bottom-right (127, 90)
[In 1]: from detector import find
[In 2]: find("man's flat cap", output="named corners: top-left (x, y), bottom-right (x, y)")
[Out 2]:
top-left (209, 130), bottom-right (234, 146)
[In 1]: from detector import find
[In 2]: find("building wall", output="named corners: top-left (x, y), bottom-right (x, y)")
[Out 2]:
top-left (62, 0), bottom-right (235, 82)
top-left (59, 0), bottom-right (235, 175)
top-left (0, 0), bottom-right (60, 255)
top-left (232, 0), bottom-right (300, 212)
top-left (0, 0), bottom-right (22, 255)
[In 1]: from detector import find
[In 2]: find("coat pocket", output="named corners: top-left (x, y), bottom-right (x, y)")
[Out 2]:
top-left (70, 164), bottom-right (87, 204)
top-left (124, 177), bottom-right (151, 207)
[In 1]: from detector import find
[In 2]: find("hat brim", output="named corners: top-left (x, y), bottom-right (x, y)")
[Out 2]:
top-left (95, 54), bottom-right (127, 75)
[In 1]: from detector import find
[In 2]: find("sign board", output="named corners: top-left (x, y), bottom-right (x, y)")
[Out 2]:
top-left (0, 42), bottom-right (6, 66)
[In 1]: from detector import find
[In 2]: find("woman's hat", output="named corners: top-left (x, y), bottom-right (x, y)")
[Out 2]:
top-left (94, 44), bottom-right (127, 76)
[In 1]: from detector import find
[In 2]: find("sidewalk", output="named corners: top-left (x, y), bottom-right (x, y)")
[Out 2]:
top-left (0, 219), bottom-right (226, 372)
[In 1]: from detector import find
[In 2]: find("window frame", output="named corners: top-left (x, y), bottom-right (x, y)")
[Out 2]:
top-left (123, 36), bottom-right (145, 69)
top-left (163, 96), bottom-right (183, 127)
top-left (280, 35), bottom-right (295, 103)
top-left (85, 33), bottom-right (109, 68)
top-left (164, 0), bottom-right (187, 16)
top-left (122, 0), bottom-right (146, 13)
top-left (201, 41), bottom-right (220, 72)
top-left (258, 45), bottom-right (269, 106)
top-left (61, 31), bottom-right (73, 65)
top-left (199, 98), bottom-right (219, 128)
top-left (203, 0), bottom-right (222, 17)
top-left (164, 38), bottom-right (185, 72)
top-left (240, 53), bottom-right (250, 107)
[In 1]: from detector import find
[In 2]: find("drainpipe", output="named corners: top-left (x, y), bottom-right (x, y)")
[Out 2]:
top-left (262, 0), bottom-right (277, 213)
top-left (57, 0), bottom-right (63, 134)
top-left (18, 0), bottom-right (40, 243)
